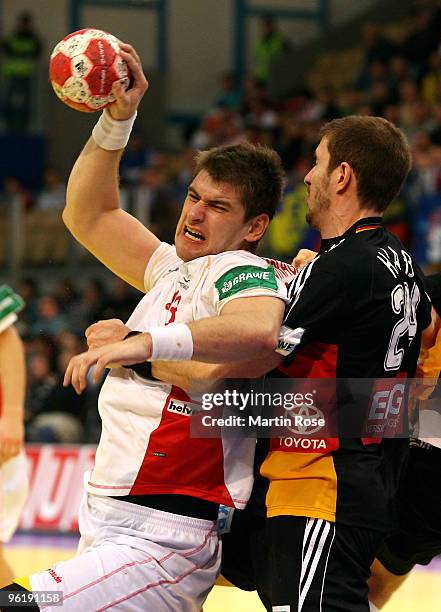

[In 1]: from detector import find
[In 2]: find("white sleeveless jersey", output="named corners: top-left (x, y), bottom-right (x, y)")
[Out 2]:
top-left (86, 244), bottom-right (292, 508)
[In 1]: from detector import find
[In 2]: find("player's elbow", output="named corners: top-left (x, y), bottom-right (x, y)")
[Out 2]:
top-left (62, 201), bottom-right (89, 243)
top-left (62, 199), bottom-right (80, 231)
top-left (257, 321), bottom-right (280, 354)
top-left (62, 206), bottom-right (72, 230)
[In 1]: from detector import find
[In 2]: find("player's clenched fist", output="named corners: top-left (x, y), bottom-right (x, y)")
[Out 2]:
top-left (85, 318), bottom-right (131, 350)
top-left (292, 249), bottom-right (317, 269)
top-left (108, 42), bottom-right (149, 121)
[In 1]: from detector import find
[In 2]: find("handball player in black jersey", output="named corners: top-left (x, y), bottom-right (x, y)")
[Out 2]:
top-left (220, 116), bottom-right (437, 612)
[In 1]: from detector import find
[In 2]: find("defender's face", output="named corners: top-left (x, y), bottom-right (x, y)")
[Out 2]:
top-left (175, 170), bottom-right (253, 262)
top-left (304, 138), bottom-right (332, 229)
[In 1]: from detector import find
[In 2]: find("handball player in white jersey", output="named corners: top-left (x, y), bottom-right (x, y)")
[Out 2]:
top-left (0, 286), bottom-right (28, 588)
top-left (2, 45), bottom-right (289, 611)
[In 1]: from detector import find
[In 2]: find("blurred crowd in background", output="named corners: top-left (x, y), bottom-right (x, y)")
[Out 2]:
top-left (0, 2), bottom-right (440, 444)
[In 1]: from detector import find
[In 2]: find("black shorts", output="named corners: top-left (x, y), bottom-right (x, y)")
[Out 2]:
top-left (377, 443), bottom-right (441, 575)
top-left (221, 508), bottom-right (385, 612)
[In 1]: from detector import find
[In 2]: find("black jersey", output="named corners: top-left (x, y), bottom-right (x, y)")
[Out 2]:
top-left (425, 272), bottom-right (441, 316)
top-left (257, 217), bottom-right (432, 533)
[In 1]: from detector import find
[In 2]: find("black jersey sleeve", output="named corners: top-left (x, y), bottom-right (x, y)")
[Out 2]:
top-left (425, 272), bottom-right (441, 317)
top-left (282, 262), bottom-right (349, 366)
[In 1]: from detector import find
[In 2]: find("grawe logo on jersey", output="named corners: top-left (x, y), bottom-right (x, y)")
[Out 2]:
top-left (167, 399), bottom-right (194, 416)
top-left (215, 265), bottom-right (277, 300)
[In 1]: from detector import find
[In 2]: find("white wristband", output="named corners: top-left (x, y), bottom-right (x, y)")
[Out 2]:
top-left (149, 323), bottom-right (194, 361)
top-left (92, 108), bottom-right (137, 150)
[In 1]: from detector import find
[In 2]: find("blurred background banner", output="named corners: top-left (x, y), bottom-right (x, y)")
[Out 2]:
top-left (20, 445), bottom-right (95, 532)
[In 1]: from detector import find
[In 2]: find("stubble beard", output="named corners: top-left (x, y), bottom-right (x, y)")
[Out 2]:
top-left (305, 179), bottom-right (331, 230)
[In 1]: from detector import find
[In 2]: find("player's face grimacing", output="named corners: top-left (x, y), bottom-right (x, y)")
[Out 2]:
top-left (304, 138), bottom-right (332, 229)
top-left (174, 170), bottom-right (265, 261)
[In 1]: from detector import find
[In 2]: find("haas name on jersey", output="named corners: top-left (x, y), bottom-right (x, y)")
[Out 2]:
top-left (377, 246), bottom-right (414, 279)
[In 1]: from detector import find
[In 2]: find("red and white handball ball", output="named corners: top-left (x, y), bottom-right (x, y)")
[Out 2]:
top-left (49, 28), bottom-right (130, 112)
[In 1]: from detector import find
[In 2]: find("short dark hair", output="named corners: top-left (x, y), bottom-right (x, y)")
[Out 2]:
top-left (194, 142), bottom-right (285, 222)
top-left (320, 116), bottom-right (411, 213)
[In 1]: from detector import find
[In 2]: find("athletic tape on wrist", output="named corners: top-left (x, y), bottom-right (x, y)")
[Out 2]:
top-left (122, 331), bottom-right (155, 379)
top-left (149, 324), bottom-right (193, 361)
top-left (92, 108), bottom-right (137, 150)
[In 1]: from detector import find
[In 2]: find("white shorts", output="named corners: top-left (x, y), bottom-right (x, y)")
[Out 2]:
top-left (30, 494), bottom-right (220, 611)
top-left (0, 450), bottom-right (28, 543)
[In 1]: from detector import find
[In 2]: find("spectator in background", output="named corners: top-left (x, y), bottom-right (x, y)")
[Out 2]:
top-left (2, 177), bottom-right (33, 211)
top-left (16, 278), bottom-right (39, 334)
top-left (1, 11), bottom-right (42, 131)
top-left (402, 5), bottom-right (441, 77)
top-left (383, 103), bottom-right (401, 126)
top-left (119, 132), bottom-right (151, 184)
top-left (426, 208), bottom-right (441, 266)
top-left (313, 87), bottom-right (342, 122)
top-left (54, 278), bottom-right (80, 315)
top-left (244, 99), bottom-right (278, 136)
top-left (358, 59), bottom-right (390, 93)
top-left (253, 14), bottom-right (290, 85)
top-left (132, 165), bottom-right (179, 241)
top-left (421, 52), bottom-right (441, 105)
top-left (190, 110), bottom-right (224, 149)
top-left (174, 146), bottom-right (197, 195)
top-left (430, 104), bottom-right (441, 147)
top-left (277, 116), bottom-right (304, 171)
top-left (23, 335), bottom-right (54, 369)
top-left (398, 79), bottom-right (421, 132)
top-left (242, 76), bottom-right (273, 117)
top-left (25, 351), bottom-right (57, 437)
top-left (56, 330), bottom-right (83, 355)
top-left (359, 22), bottom-right (397, 70)
top-left (35, 168), bottom-right (66, 211)
top-left (370, 81), bottom-right (392, 116)
top-left (68, 278), bottom-right (109, 335)
top-left (219, 108), bottom-right (247, 144)
top-left (408, 130), bottom-right (441, 267)
top-left (411, 131), bottom-right (441, 195)
top-left (339, 86), bottom-right (364, 115)
top-left (388, 55), bottom-right (411, 103)
top-left (26, 348), bottom-right (85, 443)
top-left (104, 278), bottom-right (140, 323)
top-left (213, 71), bottom-right (242, 111)
top-left (31, 295), bottom-right (68, 337)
